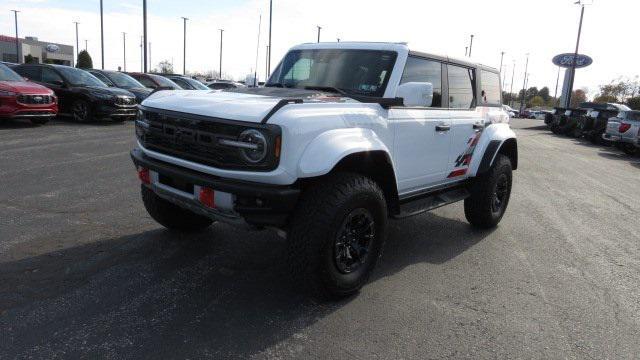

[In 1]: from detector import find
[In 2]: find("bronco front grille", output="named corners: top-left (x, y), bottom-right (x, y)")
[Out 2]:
top-left (17, 94), bottom-right (54, 105)
top-left (136, 107), bottom-right (281, 171)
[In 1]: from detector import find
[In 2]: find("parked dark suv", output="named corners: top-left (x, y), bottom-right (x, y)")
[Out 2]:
top-left (13, 64), bottom-right (137, 122)
top-left (88, 69), bottom-right (152, 104)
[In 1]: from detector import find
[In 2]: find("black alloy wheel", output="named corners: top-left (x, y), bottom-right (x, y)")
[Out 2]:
top-left (491, 173), bottom-right (509, 215)
top-left (334, 208), bottom-right (375, 274)
top-left (72, 100), bottom-right (91, 122)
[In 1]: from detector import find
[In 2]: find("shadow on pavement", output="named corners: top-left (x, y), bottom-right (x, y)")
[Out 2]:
top-left (0, 119), bottom-right (42, 129)
top-left (0, 212), bottom-right (490, 358)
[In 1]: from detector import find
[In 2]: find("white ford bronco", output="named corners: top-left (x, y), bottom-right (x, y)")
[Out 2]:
top-left (131, 42), bottom-right (517, 298)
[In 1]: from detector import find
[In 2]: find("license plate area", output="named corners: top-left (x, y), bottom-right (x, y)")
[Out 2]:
top-left (158, 174), bottom-right (194, 194)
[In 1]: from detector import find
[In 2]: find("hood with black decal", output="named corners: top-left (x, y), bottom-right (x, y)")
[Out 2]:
top-left (140, 87), bottom-right (349, 123)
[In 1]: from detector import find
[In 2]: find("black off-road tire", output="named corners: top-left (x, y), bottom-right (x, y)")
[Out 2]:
top-left (141, 185), bottom-right (213, 231)
top-left (622, 144), bottom-right (638, 156)
top-left (287, 172), bottom-right (388, 299)
top-left (464, 154), bottom-right (513, 229)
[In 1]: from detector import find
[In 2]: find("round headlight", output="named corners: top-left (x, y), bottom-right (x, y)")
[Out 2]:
top-left (238, 129), bottom-right (268, 163)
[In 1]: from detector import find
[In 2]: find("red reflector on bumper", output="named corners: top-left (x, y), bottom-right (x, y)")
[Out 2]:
top-left (447, 168), bottom-right (468, 178)
top-left (199, 187), bottom-right (216, 208)
top-left (137, 167), bottom-right (150, 184)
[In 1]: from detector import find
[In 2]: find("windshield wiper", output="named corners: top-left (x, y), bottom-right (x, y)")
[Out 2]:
top-left (303, 86), bottom-right (348, 95)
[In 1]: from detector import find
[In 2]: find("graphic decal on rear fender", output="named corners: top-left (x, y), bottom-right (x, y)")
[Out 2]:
top-left (449, 129), bottom-right (484, 178)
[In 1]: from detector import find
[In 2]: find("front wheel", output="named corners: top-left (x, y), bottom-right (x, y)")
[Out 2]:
top-left (287, 173), bottom-right (388, 299)
top-left (72, 99), bottom-right (92, 122)
top-left (464, 154), bottom-right (513, 229)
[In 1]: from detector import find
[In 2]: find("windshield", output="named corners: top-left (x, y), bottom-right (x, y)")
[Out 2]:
top-left (107, 71), bottom-right (144, 88)
top-left (56, 67), bottom-right (107, 87)
top-left (267, 49), bottom-right (397, 97)
top-left (0, 64), bottom-right (24, 81)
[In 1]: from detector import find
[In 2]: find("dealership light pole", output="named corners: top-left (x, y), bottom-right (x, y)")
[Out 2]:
top-left (143, 0), bottom-right (148, 72)
top-left (267, 0), bottom-right (272, 76)
top-left (100, 0), bottom-right (104, 69)
top-left (316, 26), bottom-right (322, 43)
top-left (468, 34), bottom-right (474, 57)
top-left (140, 36), bottom-right (143, 72)
top-left (181, 17), bottom-right (188, 75)
top-left (464, 46), bottom-right (468, 57)
top-left (218, 29), bottom-right (224, 79)
top-left (510, 60), bottom-right (516, 105)
top-left (84, 39), bottom-right (88, 51)
top-left (73, 21), bottom-right (80, 66)
top-left (554, 66), bottom-right (561, 105)
top-left (122, 32), bottom-right (126, 71)
top-left (10, 10), bottom-right (19, 63)
top-left (519, 53), bottom-right (529, 112)
top-left (566, 0), bottom-right (587, 108)
top-left (499, 51), bottom-right (505, 86)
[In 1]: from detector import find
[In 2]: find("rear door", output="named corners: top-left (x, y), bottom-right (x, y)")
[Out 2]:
top-left (389, 56), bottom-right (452, 195)
top-left (446, 64), bottom-right (485, 179)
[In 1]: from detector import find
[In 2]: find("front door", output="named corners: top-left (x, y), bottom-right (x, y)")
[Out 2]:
top-left (389, 56), bottom-right (452, 195)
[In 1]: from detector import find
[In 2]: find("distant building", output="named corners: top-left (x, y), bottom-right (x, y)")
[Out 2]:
top-left (0, 35), bottom-right (73, 65)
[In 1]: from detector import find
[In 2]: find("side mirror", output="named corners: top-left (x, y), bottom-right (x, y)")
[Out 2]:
top-left (51, 80), bottom-right (65, 87)
top-left (396, 82), bottom-right (433, 107)
top-left (23, 77), bottom-right (30, 82)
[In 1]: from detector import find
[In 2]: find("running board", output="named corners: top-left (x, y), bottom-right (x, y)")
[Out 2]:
top-left (393, 187), bottom-right (470, 219)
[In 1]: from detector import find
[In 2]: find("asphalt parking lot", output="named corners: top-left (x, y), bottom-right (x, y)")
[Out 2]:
top-left (1, 117), bottom-right (639, 359)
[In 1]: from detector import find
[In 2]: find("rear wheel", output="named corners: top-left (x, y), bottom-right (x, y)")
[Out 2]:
top-left (464, 154), bottom-right (513, 229)
top-left (287, 173), bottom-right (388, 299)
top-left (622, 144), bottom-right (638, 156)
top-left (141, 185), bottom-right (213, 231)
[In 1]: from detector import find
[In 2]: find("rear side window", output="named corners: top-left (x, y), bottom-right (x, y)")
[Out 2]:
top-left (480, 70), bottom-right (501, 105)
top-left (14, 66), bottom-right (41, 81)
top-left (447, 65), bottom-right (475, 109)
top-left (171, 78), bottom-right (192, 89)
top-left (400, 57), bottom-right (442, 107)
top-left (91, 72), bottom-right (114, 86)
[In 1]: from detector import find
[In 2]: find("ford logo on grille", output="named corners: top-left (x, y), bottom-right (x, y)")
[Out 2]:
top-left (33, 96), bottom-right (43, 103)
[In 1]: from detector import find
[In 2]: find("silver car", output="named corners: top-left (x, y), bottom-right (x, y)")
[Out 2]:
top-left (603, 110), bottom-right (640, 155)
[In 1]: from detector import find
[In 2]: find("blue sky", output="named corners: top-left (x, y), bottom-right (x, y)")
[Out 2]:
top-left (1, 0), bottom-right (639, 97)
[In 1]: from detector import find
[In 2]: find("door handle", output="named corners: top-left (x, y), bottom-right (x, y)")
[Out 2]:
top-left (435, 124), bottom-right (451, 132)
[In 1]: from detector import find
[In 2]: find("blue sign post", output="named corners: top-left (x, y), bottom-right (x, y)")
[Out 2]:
top-left (553, 53), bottom-right (593, 108)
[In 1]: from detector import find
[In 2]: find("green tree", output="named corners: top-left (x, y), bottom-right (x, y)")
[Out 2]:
top-left (525, 87), bottom-right (539, 102)
top-left (76, 50), bottom-right (93, 69)
top-left (627, 96), bottom-right (640, 110)
top-left (531, 96), bottom-right (545, 108)
top-left (538, 87), bottom-right (550, 102)
top-left (593, 94), bottom-right (618, 104)
top-left (24, 54), bottom-right (38, 64)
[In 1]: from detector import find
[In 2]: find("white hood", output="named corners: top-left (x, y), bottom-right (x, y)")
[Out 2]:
top-left (141, 90), bottom-right (283, 123)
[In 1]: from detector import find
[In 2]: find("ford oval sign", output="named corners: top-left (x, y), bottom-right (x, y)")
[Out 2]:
top-left (45, 44), bottom-right (60, 53)
top-left (552, 53), bottom-right (593, 68)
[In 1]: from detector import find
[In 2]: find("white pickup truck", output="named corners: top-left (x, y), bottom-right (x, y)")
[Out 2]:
top-left (131, 42), bottom-right (517, 298)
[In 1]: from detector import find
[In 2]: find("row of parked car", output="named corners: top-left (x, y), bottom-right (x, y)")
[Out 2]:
top-left (0, 61), bottom-right (244, 125)
top-left (543, 102), bottom-right (640, 155)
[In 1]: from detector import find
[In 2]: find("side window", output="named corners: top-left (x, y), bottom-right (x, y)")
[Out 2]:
top-left (42, 68), bottom-right (63, 85)
top-left (400, 57), bottom-right (442, 107)
top-left (448, 65), bottom-right (475, 109)
top-left (172, 78), bottom-right (192, 89)
top-left (480, 70), bottom-right (501, 105)
top-left (15, 66), bottom-right (41, 81)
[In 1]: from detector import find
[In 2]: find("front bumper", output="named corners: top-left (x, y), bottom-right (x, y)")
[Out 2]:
top-left (95, 103), bottom-right (137, 120)
top-left (131, 148), bottom-right (300, 227)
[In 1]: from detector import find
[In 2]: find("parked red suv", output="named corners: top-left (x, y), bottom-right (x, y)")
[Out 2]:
top-left (0, 63), bottom-right (57, 125)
